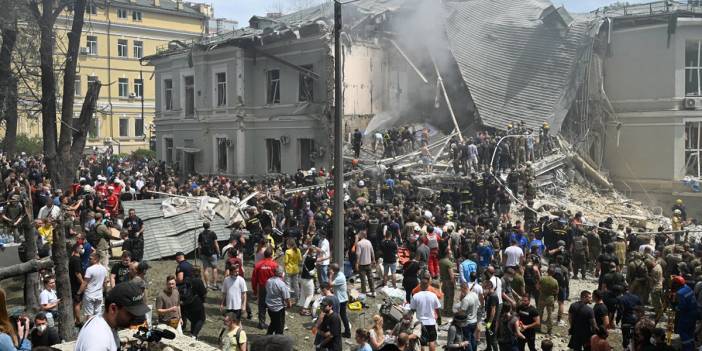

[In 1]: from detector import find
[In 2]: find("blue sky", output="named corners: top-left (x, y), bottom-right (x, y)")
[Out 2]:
top-left (211, 0), bottom-right (651, 27)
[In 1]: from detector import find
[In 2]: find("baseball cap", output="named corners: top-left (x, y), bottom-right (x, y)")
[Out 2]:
top-left (175, 251), bottom-right (185, 257)
top-left (107, 282), bottom-right (150, 316)
top-left (320, 297), bottom-right (335, 307)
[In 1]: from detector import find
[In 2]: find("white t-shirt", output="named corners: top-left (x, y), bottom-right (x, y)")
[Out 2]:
top-left (222, 275), bottom-right (248, 310)
top-left (455, 291), bottom-right (480, 324)
top-left (356, 239), bottom-right (374, 265)
top-left (410, 290), bottom-right (441, 326)
top-left (468, 281), bottom-right (483, 297)
top-left (84, 264), bottom-right (108, 300)
top-left (75, 316), bottom-right (119, 351)
top-left (490, 276), bottom-right (503, 304)
top-left (39, 289), bottom-right (58, 306)
top-left (504, 246), bottom-right (524, 267)
top-left (319, 239), bottom-right (330, 266)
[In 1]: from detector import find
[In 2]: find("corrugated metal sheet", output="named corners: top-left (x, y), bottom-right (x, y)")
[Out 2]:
top-left (443, 0), bottom-right (596, 131)
top-left (127, 199), bottom-right (232, 261)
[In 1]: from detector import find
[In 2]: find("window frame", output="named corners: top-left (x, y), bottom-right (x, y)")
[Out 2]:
top-left (686, 40), bottom-right (702, 97)
top-left (266, 138), bottom-right (282, 173)
top-left (119, 117), bottom-right (130, 137)
top-left (117, 39), bottom-right (128, 58)
top-left (135, 116), bottom-right (144, 137)
top-left (74, 76), bottom-right (81, 96)
top-left (133, 78), bottom-right (143, 98)
top-left (132, 10), bottom-right (142, 21)
top-left (87, 4), bottom-right (97, 15)
top-left (164, 137), bottom-right (174, 165)
top-left (298, 64), bottom-right (314, 102)
top-left (215, 71), bottom-right (227, 107)
top-left (86, 35), bottom-right (98, 55)
top-left (215, 136), bottom-right (228, 172)
top-left (118, 78), bottom-right (129, 98)
top-left (267, 69), bottom-right (281, 104)
top-left (184, 75), bottom-right (195, 118)
top-left (164, 78), bottom-right (174, 111)
top-left (117, 8), bottom-right (128, 19)
top-left (133, 40), bottom-right (143, 59)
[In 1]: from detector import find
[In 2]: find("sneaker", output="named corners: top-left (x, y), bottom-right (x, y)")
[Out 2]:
top-left (258, 322), bottom-right (268, 330)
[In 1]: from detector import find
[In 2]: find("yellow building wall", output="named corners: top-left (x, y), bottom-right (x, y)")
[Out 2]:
top-left (12, 3), bottom-right (205, 154)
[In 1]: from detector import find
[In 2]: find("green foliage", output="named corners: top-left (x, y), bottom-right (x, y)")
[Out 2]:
top-left (132, 148), bottom-right (156, 160)
top-left (5, 135), bottom-right (43, 155)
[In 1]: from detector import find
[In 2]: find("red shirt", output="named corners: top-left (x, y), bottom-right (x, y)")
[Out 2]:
top-left (227, 256), bottom-right (245, 276)
top-left (251, 258), bottom-right (278, 293)
top-left (106, 194), bottom-right (120, 217)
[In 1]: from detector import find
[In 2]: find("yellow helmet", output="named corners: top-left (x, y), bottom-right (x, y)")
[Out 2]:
top-left (676, 199), bottom-right (683, 205)
top-left (507, 124), bottom-right (513, 129)
top-left (543, 122), bottom-right (550, 127)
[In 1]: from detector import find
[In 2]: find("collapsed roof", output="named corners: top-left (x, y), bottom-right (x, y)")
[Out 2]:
top-left (443, 0), bottom-right (597, 132)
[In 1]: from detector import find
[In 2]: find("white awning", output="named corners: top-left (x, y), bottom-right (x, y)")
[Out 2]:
top-left (177, 147), bottom-right (200, 154)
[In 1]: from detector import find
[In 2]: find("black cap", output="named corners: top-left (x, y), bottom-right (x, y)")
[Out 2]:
top-left (320, 297), bottom-right (335, 307)
top-left (107, 282), bottom-right (150, 316)
top-left (175, 251), bottom-right (185, 257)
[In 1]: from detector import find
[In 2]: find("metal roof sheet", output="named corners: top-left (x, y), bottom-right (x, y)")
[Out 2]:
top-left (443, 0), bottom-right (597, 131)
top-left (128, 199), bottom-right (232, 261)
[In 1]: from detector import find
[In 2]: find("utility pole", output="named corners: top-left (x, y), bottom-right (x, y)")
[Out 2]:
top-left (333, 0), bottom-right (345, 264)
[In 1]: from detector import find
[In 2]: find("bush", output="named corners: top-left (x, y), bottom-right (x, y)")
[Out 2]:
top-left (132, 148), bottom-right (156, 160)
top-left (4, 135), bottom-right (43, 155)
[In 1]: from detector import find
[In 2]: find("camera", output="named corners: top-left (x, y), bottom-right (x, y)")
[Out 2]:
top-left (132, 326), bottom-right (176, 343)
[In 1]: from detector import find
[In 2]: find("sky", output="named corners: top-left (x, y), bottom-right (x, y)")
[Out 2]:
top-left (209, 0), bottom-right (651, 28)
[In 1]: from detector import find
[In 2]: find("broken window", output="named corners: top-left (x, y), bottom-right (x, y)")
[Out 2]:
top-left (216, 72), bottom-right (227, 107)
top-left (299, 65), bottom-right (314, 102)
top-left (266, 138), bottom-right (281, 173)
top-left (267, 69), bottom-right (280, 104)
top-left (217, 137), bottom-right (228, 171)
top-left (686, 40), bottom-right (702, 96)
top-left (184, 76), bottom-right (195, 117)
top-left (686, 121), bottom-right (702, 177)
top-left (164, 79), bottom-right (173, 111)
top-left (299, 138), bottom-right (315, 169)
top-left (165, 138), bottom-right (174, 164)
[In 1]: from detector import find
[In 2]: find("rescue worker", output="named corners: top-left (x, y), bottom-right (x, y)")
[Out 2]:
top-left (570, 231), bottom-right (589, 280)
top-left (672, 275), bottom-right (697, 351)
top-left (672, 199), bottom-right (688, 221)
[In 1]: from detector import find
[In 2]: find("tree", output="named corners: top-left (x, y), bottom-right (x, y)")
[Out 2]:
top-left (29, 0), bottom-right (102, 341)
top-left (0, 1), bottom-right (20, 155)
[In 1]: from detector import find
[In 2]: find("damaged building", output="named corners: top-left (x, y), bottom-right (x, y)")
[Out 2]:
top-left (144, 0), bottom-right (702, 214)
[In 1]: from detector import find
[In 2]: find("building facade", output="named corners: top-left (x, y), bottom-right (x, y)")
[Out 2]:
top-left (15, 0), bottom-right (209, 153)
top-left (601, 2), bottom-right (702, 213)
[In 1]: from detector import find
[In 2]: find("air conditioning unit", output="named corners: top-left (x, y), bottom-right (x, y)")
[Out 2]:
top-left (683, 97), bottom-right (697, 110)
top-left (79, 47), bottom-right (89, 55)
top-left (280, 135), bottom-right (290, 145)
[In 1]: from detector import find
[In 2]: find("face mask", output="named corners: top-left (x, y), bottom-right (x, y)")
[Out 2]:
top-left (37, 325), bottom-right (47, 333)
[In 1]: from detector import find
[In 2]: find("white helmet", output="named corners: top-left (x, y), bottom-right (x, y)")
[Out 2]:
top-left (358, 180), bottom-right (365, 187)
top-left (674, 209), bottom-right (682, 215)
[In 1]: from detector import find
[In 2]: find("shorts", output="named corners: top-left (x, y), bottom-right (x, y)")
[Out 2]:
top-left (558, 288), bottom-right (567, 302)
top-left (201, 254), bottom-right (218, 268)
top-left (420, 325), bottom-right (438, 345)
top-left (82, 296), bottom-right (103, 317)
top-left (383, 262), bottom-right (397, 276)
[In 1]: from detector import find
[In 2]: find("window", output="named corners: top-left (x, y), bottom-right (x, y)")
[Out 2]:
top-left (119, 118), bottom-right (129, 137)
top-left (299, 65), bottom-right (314, 102)
top-left (165, 138), bottom-right (174, 164)
top-left (184, 76), bottom-right (194, 117)
top-left (89, 114), bottom-right (99, 138)
top-left (686, 121), bottom-right (702, 176)
top-left (266, 138), bottom-right (281, 173)
top-left (117, 39), bottom-right (128, 57)
top-left (132, 11), bottom-right (142, 21)
top-left (87, 35), bottom-right (98, 55)
top-left (267, 69), bottom-right (280, 104)
top-left (216, 72), bottom-right (227, 107)
top-left (117, 8), bottom-right (128, 19)
top-left (217, 137), bottom-right (228, 171)
top-left (74, 77), bottom-right (81, 96)
top-left (299, 138), bottom-right (315, 169)
top-left (118, 78), bottom-right (129, 97)
top-left (164, 79), bottom-right (173, 110)
top-left (687, 41), bottom-right (702, 96)
top-left (135, 117), bottom-right (144, 136)
top-left (134, 79), bottom-right (143, 97)
top-left (133, 41), bottom-right (143, 59)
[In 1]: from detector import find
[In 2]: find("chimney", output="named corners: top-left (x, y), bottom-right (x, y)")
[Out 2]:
top-left (153, 0), bottom-right (160, 6)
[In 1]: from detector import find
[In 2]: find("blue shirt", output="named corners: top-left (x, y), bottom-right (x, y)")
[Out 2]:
top-left (332, 272), bottom-right (349, 303)
top-left (477, 244), bottom-right (493, 268)
top-left (0, 332), bottom-right (31, 351)
top-left (529, 239), bottom-right (545, 256)
top-left (357, 343), bottom-right (372, 351)
top-left (510, 233), bottom-right (529, 249)
top-left (81, 242), bottom-right (93, 271)
top-left (676, 285), bottom-right (698, 324)
top-left (459, 259), bottom-right (477, 284)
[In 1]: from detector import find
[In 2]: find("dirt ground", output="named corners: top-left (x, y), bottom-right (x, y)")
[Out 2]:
top-left (1, 255), bottom-right (627, 351)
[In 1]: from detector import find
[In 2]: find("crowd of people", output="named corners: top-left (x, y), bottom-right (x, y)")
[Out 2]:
top-left (0, 123), bottom-right (697, 351)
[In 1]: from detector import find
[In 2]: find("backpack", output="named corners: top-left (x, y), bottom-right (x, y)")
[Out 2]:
top-left (178, 280), bottom-right (196, 305)
top-left (86, 225), bottom-right (100, 248)
top-left (572, 237), bottom-right (586, 256)
top-left (523, 264), bottom-right (536, 287)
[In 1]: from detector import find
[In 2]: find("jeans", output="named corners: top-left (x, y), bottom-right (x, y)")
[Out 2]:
top-left (485, 325), bottom-right (498, 351)
top-left (257, 288), bottom-right (267, 325)
top-left (298, 278), bottom-right (315, 309)
top-left (267, 308), bottom-right (285, 335)
top-left (359, 264), bottom-right (375, 294)
top-left (286, 273), bottom-right (300, 300)
top-left (318, 265), bottom-right (329, 288)
top-left (339, 301), bottom-right (351, 335)
top-left (518, 334), bottom-right (536, 351)
top-left (462, 322), bottom-right (478, 351)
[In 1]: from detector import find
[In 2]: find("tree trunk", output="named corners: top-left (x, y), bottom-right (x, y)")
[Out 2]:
top-left (22, 196), bottom-right (40, 312)
top-left (51, 223), bottom-right (74, 341)
top-left (0, 24), bottom-right (17, 156)
top-left (0, 258), bottom-right (53, 280)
